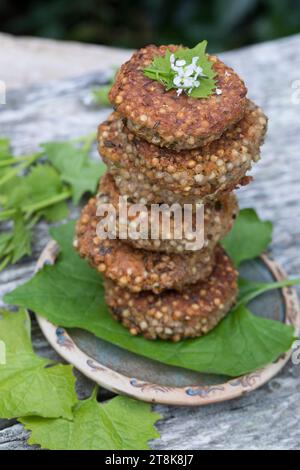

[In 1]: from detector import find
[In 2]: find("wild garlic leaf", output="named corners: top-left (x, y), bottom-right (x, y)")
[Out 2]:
top-left (0, 138), bottom-right (11, 158)
top-left (5, 221), bottom-right (296, 377)
top-left (92, 85), bottom-right (112, 106)
top-left (0, 233), bottom-right (12, 271)
top-left (42, 142), bottom-right (106, 203)
top-left (222, 208), bottom-right (273, 266)
top-left (144, 41), bottom-right (217, 98)
top-left (38, 201), bottom-right (69, 223)
top-left (0, 213), bottom-right (32, 271)
top-left (8, 213), bottom-right (32, 263)
top-left (0, 232), bottom-right (11, 255)
top-left (92, 68), bottom-right (118, 107)
top-left (2, 164), bottom-right (67, 212)
top-left (20, 393), bottom-right (161, 450)
top-left (0, 308), bottom-right (77, 419)
top-left (0, 133), bottom-right (103, 270)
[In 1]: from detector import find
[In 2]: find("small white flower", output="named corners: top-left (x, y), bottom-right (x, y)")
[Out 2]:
top-left (171, 63), bottom-right (184, 74)
top-left (182, 77), bottom-right (194, 88)
top-left (183, 64), bottom-right (196, 77)
top-left (173, 76), bottom-right (183, 87)
top-left (216, 88), bottom-right (222, 95)
top-left (170, 54), bottom-right (205, 95)
top-left (177, 67), bottom-right (186, 77)
top-left (175, 59), bottom-right (186, 67)
top-left (195, 66), bottom-right (205, 77)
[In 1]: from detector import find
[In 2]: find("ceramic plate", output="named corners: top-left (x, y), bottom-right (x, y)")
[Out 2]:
top-left (35, 241), bottom-right (300, 406)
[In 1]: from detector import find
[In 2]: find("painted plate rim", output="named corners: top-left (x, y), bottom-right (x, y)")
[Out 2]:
top-left (35, 240), bottom-right (300, 406)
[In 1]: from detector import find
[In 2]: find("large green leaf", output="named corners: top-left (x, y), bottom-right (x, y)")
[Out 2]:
top-left (5, 221), bottom-right (295, 377)
top-left (20, 392), bottom-right (161, 450)
top-left (0, 308), bottom-right (77, 419)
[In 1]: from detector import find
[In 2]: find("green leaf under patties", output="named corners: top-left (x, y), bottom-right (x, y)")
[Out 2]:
top-left (5, 220), bottom-right (295, 377)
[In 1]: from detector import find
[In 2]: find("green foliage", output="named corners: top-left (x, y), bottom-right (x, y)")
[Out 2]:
top-left (92, 85), bottom-right (112, 107)
top-left (42, 139), bottom-right (106, 203)
top-left (222, 208), bottom-right (273, 266)
top-left (0, 134), bottom-right (106, 272)
top-left (21, 392), bottom-right (161, 450)
top-left (0, 213), bottom-right (32, 267)
top-left (0, 308), bottom-right (77, 419)
top-left (0, 309), bottom-right (161, 449)
top-left (2, 164), bottom-right (69, 217)
top-left (237, 277), bottom-right (300, 307)
top-left (0, 138), bottom-right (11, 158)
top-left (92, 69), bottom-right (118, 107)
top-left (144, 41), bottom-right (217, 98)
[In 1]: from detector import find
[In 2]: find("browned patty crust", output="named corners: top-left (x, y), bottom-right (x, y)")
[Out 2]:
top-left (109, 44), bottom-right (248, 150)
top-left (99, 100), bottom-right (267, 204)
top-left (98, 173), bottom-right (239, 254)
top-left (75, 197), bottom-right (216, 294)
top-left (105, 246), bottom-right (238, 341)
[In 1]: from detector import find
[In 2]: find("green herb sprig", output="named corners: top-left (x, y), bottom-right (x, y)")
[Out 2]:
top-left (144, 41), bottom-right (217, 98)
top-left (0, 135), bottom-right (106, 272)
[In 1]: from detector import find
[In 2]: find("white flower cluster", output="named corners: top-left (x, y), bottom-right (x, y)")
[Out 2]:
top-left (170, 54), bottom-right (206, 96)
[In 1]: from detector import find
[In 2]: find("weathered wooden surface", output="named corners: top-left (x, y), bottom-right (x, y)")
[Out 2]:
top-left (0, 32), bottom-right (132, 89)
top-left (1, 34), bottom-right (300, 450)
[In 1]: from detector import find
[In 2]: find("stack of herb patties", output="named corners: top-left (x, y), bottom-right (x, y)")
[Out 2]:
top-left (75, 43), bottom-right (267, 341)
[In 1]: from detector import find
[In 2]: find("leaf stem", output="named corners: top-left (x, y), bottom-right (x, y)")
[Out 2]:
top-left (0, 255), bottom-right (11, 272)
top-left (0, 190), bottom-right (72, 222)
top-left (72, 132), bottom-right (96, 153)
top-left (0, 209), bottom-right (16, 221)
top-left (237, 278), bottom-right (300, 308)
top-left (0, 153), bottom-right (42, 187)
top-left (24, 190), bottom-right (72, 219)
top-left (0, 155), bottom-right (37, 168)
top-left (90, 385), bottom-right (100, 401)
top-left (83, 133), bottom-right (96, 153)
top-left (143, 68), bottom-right (171, 76)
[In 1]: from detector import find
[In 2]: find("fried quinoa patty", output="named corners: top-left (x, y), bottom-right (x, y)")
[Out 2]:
top-left (99, 100), bottom-right (267, 204)
top-left (105, 246), bottom-right (238, 341)
top-left (109, 45), bottom-right (247, 150)
top-left (75, 196), bottom-right (216, 294)
top-left (97, 173), bottom-right (239, 254)
top-left (106, 162), bottom-right (252, 205)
